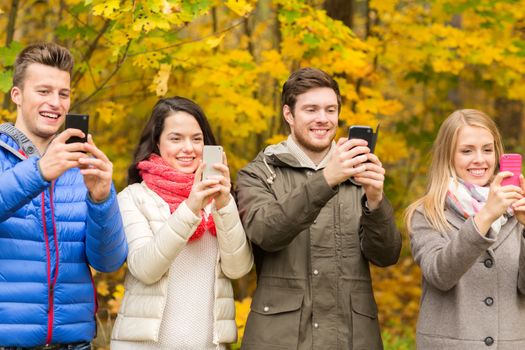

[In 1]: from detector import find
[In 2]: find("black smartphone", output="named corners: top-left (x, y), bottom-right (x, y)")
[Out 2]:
top-left (348, 125), bottom-right (377, 152)
top-left (65, 114), bottom-right (89, 144)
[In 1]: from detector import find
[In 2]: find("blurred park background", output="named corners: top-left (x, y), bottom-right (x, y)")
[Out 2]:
top-left (3, 0), bottom-right (525, 348)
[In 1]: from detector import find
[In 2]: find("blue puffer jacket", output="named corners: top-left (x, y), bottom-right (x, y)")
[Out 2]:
top-left (0, 132), bottom-right (128, 347)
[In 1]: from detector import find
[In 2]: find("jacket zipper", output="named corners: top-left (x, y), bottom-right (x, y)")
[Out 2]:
top-left (42, 182), bottom-right (59, 345)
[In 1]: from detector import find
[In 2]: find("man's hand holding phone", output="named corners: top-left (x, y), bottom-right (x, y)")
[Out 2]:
top-left (38, 128), bottom-right (88, 181)
top-left (323, 137), bottom-right (369, 188)
top-left (202, 145), bottom-right (231, 210)
top-left (78, 135), bottom-right (114, 202)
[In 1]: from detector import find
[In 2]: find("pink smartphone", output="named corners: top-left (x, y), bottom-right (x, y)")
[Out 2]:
top-left (500, 153), bottom-right (522, 187)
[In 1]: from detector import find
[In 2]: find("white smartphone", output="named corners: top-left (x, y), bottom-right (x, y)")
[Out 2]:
top-left (202, 145), bottom-right (223, 180)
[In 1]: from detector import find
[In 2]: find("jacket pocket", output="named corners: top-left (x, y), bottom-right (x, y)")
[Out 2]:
top-left (242, 287), bottom-right (304, 349)
top-left (350, 292), bottom-right (383, 350)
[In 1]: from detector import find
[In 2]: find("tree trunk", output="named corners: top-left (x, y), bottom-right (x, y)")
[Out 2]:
top-left (2, 0), bottom-right (20, 110)
top-left (494, 97), bottom-right (524, 150)
top-left (323, 0), bottom-right (353, 28)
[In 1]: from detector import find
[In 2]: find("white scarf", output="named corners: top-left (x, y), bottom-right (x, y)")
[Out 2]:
top-left (446, 177), bottom-right (511, 233)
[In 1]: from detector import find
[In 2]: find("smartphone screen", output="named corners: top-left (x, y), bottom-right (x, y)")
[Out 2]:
top-left (65, 114), bottom-right (89, 144)
top-left (500, 153), bottom-right (522, 187)
top-left (202, 145), bottom-right (223, 180)
top-left (348, 125), bottom-right (375, 152)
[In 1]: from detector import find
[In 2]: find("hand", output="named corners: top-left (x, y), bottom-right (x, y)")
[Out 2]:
top-left (512, 174), bottom-right (525, 226)
top-left (38, 128), bottom-right (88, 181)
top-left (208, 152), bottom-right (232, 210)
top-left (475, 171), bottom-right (523, 235)
top-left (323, 138), bottom-right (370, 188)
top-left (185, 162), bottom-right (222, 216)
top-left (78, 135), bottom-right (114, 202)
top-left (353, 153), bottom-right (385, 209)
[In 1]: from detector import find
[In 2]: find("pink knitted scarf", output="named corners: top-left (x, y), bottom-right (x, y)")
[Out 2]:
top-left (137, 153), bottom-right (216, 242)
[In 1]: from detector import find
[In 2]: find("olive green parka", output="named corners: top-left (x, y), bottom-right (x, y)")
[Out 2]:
top-left (235, 142), bottom-right (402, 350)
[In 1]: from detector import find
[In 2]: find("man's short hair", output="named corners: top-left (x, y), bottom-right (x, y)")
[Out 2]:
top-left (281, 67), bottom-right (342, 114)
top-left (13, 42), bottom-right (74, 88)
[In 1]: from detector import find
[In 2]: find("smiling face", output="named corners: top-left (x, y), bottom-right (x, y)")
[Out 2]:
top-left (157, 111), bottom-right (204, 174)
top-left (11, 63), bottom-right (71, 148)
top-left (453, 125), bottom-right (496, 186)
top-left (283, 87), bottom-right (338, 163)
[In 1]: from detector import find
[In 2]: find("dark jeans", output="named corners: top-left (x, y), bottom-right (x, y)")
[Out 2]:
top-left (0, 342), bottom-right (91, 350)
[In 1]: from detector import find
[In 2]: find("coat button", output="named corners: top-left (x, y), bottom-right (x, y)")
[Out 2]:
top-left (313, 322), bottom-right (319, 329)
top-left (263, 306), bottom-right (269, 312)
top-left (484, 259), bottom-right (493, 268)
top-left (306, 171), bottom-right (313, 177)
top-left (484, 297), bottom-right (494, 306)
top-left (313, 269), bottom-right (319, 276)
top-left (484, 336), bottom-right (494, 346)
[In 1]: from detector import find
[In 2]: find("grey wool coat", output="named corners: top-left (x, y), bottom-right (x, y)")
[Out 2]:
top-left (410, 208), bottom-right (525, 350)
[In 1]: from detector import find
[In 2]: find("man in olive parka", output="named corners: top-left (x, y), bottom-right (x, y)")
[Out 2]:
top-left (235, 68), bottom-right (402, 350)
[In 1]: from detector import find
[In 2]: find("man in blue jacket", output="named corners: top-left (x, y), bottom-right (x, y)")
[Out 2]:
top-left (0, 43), bottom-right (127, 349)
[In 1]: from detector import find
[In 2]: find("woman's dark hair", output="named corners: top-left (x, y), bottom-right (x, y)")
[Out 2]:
top-left (128, 96), bottom-right (217, 184)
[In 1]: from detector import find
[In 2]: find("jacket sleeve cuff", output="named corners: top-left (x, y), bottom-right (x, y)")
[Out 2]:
top-left (361, 194), bottom-right (391, 220)
top-left (310, 171), bottom-right (338, 206)
top-left (166, 200), bottom-right (202, 241)
top-left (86, 184), bottom-right (117, 216)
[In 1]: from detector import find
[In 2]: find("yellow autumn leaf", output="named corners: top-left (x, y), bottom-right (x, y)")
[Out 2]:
top-left (225, 0), bottom-right (254, 16)
top-left (151, 63), bottom-right (171, 96)
top-left (206, 34), bottom-right (225, 49)
top-left (235, 297), bottom-right (252, 339)
top-left (92, 0), bottom-right (120, 19)
top-left (97, 280), bottom-right (110, 296)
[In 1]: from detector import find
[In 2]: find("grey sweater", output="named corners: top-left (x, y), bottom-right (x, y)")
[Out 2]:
top-left (410, 208), bottom-right (525, 349)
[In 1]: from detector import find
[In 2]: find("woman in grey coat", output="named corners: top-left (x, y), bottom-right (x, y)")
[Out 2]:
top-left (406, 109), bottom-right (525, 350)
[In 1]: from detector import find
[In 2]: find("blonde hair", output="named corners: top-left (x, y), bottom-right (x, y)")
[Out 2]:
top-left (405, 109), bottom-right (503, 233)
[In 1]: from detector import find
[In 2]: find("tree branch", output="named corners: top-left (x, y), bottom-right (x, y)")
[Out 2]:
top-left (127, 17), bottom-right (246, 57)
top-left (71, 20), bottom-right (112, 88)
top-left (71, 41), bottom-right (131, 110)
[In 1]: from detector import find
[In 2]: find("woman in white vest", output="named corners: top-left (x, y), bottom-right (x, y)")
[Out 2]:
top-left (111, 96), bottom-right (253, 349)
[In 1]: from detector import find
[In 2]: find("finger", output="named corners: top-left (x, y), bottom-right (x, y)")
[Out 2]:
top-left (194, 161), bottom-right (205, 183)
top-left (501, 192), bottom-right (523, 203)
top-left (199, 178), bottom-right (221, 188)
top-left (80, 168), bottom-right (106, 177)
top-left (361, 162), bottom-right (386, 175)
top-left (346, 146), bottom-right (371, 160)
top-left (521, 174), bottom-right (525, 191)
top-left (213, 163), bottom-right (230, 176)
top-left (354, 170), bottom-right (385, 182)
top-left (336, 137), bottom-right (348, 147)
top-left (200, 186), bottom-right (222, 199)
top-left (512, 198), bottom-right (525, 208)
top-left (513, 204), bottom-right (525, 212)
top-left (341, 138), bottom-right (368, 152)
top-left (344, 154), bottom-right (368, 168)
top-left (353, 176), bottom-right (383, 187)
top-left (78, 156), bottom-right (110, 171)
top-left (344, 163), bottom-right (367, 177)
top-left (494, 171), bottom-right (513, 186)
top-left (222, 152), bottom-right (228, 166)
top-left (499, 184), bottom-right (523, 194)
top-left (366, 153), bottom-right (382, 167)
top-left (56, 128), bottom-right (85, 143)
top-left (83, 136), bottom-right (110, 162)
